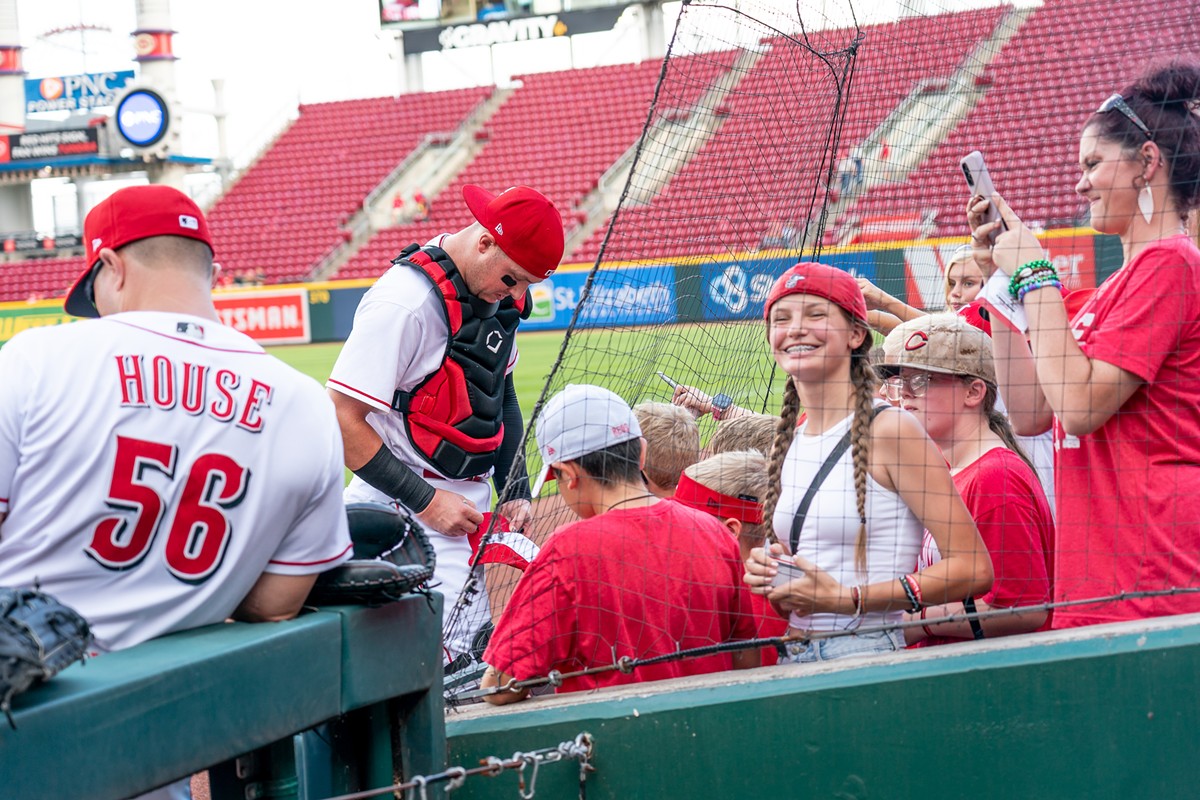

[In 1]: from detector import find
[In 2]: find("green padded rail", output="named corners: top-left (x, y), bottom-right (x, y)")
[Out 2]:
top-left (447, 617), bottom-right (1200, 800)
top-left (2, 596), bottom-right (444, 800)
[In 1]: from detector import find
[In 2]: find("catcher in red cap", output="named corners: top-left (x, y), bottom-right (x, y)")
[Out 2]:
top-left (326, 184), bottom-right (564, 663)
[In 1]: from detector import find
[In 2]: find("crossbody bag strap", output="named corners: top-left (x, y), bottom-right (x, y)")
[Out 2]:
top-left (789, 406), bottom-right (885, 556)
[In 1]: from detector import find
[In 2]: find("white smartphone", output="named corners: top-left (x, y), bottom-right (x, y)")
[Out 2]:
top-left (656, 371), bottom-right (679, 390)
top-left (770, 557), bottom-right (806, 588)
top-left (960, 151), bottom-right (1004, 240)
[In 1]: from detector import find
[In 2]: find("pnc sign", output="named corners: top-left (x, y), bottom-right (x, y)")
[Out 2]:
top-left (24, 70), bottom-right (135, 114)
top-left (115, 88), bottom-right (169, 148)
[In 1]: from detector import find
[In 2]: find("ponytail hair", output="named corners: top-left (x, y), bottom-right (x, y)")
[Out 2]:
top-left (762, 377), bottom-right (802, 546)
top-left (848, 334), bottom-right (878, 575)
top-left (1087, 57), bottom-right (1200, 217)
top-left (980, 382), bottom-right (1036, 474)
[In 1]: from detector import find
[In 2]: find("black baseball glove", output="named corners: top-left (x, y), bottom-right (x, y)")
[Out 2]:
top-left (0, 587), bottom-right (93, 728)
top-left (307, 502), bottom-right (437, 606)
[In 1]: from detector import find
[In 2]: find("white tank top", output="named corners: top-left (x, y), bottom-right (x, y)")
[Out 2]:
top-left (773, 407), bottom-right (922, 632)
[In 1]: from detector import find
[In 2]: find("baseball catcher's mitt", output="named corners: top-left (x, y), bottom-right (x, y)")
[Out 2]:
top-left (307, 502), bottom-right (437, 606)
top-left (0, 587), bottom-right (93, 728)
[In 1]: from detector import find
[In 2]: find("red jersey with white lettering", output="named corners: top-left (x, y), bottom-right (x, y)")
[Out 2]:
top-left (1054, 235), bottom-right (1200, 627)
top-left (0, 311), bottom-right (352, 652)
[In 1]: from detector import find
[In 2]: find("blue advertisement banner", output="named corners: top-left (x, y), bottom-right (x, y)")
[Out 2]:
top-left (25, 71), bottom-right (136, 113)
top-left (523, 265), bottom-right (677, 331)
top-left (699, 251), bottom-right (878, 321)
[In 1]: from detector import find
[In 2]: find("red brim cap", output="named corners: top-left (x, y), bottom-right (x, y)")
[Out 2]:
top-left (463, 184), bottom-right (564, 280)
top-left (65, 184), bottom-right (214, 318)
top-left (763, 262), bottom-right (868, 325)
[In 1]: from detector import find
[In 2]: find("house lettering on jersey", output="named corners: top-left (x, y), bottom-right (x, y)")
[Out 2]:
top-left (113, 354), bottom-right (274, 433)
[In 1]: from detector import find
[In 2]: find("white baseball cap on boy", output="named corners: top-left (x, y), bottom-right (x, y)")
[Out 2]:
top-left (536, 384), bottom-right (642, 480)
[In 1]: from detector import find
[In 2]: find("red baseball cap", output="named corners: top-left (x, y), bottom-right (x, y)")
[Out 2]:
top-left (763, 262), bottom-right (868, 325)
top-left (65, 184), bottom-right (214, 318)
top-left (957, 300), bottom-right (992, 336)
top-left (462, 184), bottom-right (564, 280)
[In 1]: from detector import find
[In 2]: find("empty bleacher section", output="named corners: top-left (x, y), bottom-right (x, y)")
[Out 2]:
top-left (843, 0), bottom-right (1200, 239)
top-left (0, 256), bottom-right (81, 304)
top-left (6, 0), bottom-right (1199, 302)
top-left (336, 55), bottom-right (738, 279)
top-left (204, 88), bottom-right (491, 284)
top-left (571, 6), bottom-right (1006, 264)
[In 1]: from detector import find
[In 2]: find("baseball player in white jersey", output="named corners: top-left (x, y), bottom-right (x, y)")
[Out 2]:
top-left (0, 185), bottom-right (352, 657)
top-left (327, 184), bottom-right (563, 664)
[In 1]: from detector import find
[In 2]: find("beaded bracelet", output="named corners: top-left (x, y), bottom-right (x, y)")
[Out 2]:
top-left (1016, 276), bottom-right (1064, 303)
top-left (899, 574), bottom-right (922, 613)
top-left (1008, 259), bottom-right (1057, 299)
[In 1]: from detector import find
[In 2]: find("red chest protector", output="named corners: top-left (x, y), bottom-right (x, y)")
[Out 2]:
top-left (390, 244), bottom-right (528, 480)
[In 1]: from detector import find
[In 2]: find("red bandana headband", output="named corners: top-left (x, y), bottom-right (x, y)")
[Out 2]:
top-left (672, 473), bottom-right (764, 524)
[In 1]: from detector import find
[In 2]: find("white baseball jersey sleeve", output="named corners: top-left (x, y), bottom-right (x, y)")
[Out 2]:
top-left (0, 311), bottom-right (352, 653)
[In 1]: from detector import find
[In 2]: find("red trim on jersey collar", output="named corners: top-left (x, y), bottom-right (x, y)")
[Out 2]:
top-left (671, 473), bottom-right (763, 524)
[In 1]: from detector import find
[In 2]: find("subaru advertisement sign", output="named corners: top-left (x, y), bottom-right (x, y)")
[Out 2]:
top-left (523, 265), bottom-right (677, 331)
top-left (700, 252), bottom-right (877, 321)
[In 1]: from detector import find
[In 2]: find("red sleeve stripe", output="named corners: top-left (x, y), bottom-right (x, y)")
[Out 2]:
top-left (326, 379), bottom-right (391, 409)
top-left (269, 542), bottom-right (353, 567)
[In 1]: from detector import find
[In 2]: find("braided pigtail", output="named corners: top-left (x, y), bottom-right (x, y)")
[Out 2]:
top-left (848, 335), bottom-right (878, 575)
top-left (762, 377), bottom-right (802, 548)
top-left (982, 383), bottom-right (1036, 474)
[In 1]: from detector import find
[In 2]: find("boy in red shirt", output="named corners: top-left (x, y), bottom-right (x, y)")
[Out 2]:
top-left (482, 384), bottom-right (760, 704)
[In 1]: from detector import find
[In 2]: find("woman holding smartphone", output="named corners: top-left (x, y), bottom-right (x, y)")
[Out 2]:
top-left (968, 59), bottom-right (1200, 628)
top-left (743, 262), bottom-right (992, 662)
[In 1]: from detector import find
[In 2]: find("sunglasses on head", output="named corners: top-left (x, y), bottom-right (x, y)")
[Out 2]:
top-left (1097, 93), bottom-right (1153, 140)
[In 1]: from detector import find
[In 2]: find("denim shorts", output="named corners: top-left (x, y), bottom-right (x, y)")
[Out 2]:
top-left (781, 628), bottom-right (905, 664)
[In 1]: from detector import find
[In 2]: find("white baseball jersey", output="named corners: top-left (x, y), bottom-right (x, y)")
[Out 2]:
top-left (326, 240), bottom-right (519, 659)
top-left (0, 311), bottom-right (352, 654)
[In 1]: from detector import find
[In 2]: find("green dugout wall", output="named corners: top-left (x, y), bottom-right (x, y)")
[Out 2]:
top-left (446, 615), bottom-right (1200, 799)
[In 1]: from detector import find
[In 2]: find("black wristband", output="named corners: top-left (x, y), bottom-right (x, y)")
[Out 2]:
top-left (962, 595), bottom-right (986, 640)
top-left (354, 444), bottom-right (436, 513)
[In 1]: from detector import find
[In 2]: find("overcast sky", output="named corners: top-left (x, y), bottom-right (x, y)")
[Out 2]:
top-left (16, 0), bottom-right (665, 165)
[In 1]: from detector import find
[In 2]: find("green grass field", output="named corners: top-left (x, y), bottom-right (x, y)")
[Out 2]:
top-left (268, 322), bottom-right (784, 424)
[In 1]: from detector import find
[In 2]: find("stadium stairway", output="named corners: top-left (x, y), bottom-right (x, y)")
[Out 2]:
top-left (335, 54), bottom-right (740, 280)
top-left (840, 0), bottom-right (1200, 238)
top-left (562, 46), bottom-right (763, 262)
top-left (570, 5), bottom-right (1008, 264)
top-left (831, 6), bottom-right (1031, 210)
top-left (306, 87), bottom-right (515, 282)
top-left (203, 87), bottom-right (494, 285)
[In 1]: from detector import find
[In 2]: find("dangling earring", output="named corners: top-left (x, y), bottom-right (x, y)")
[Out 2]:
top-left (1138, 183), bottom-right (1154, 224)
